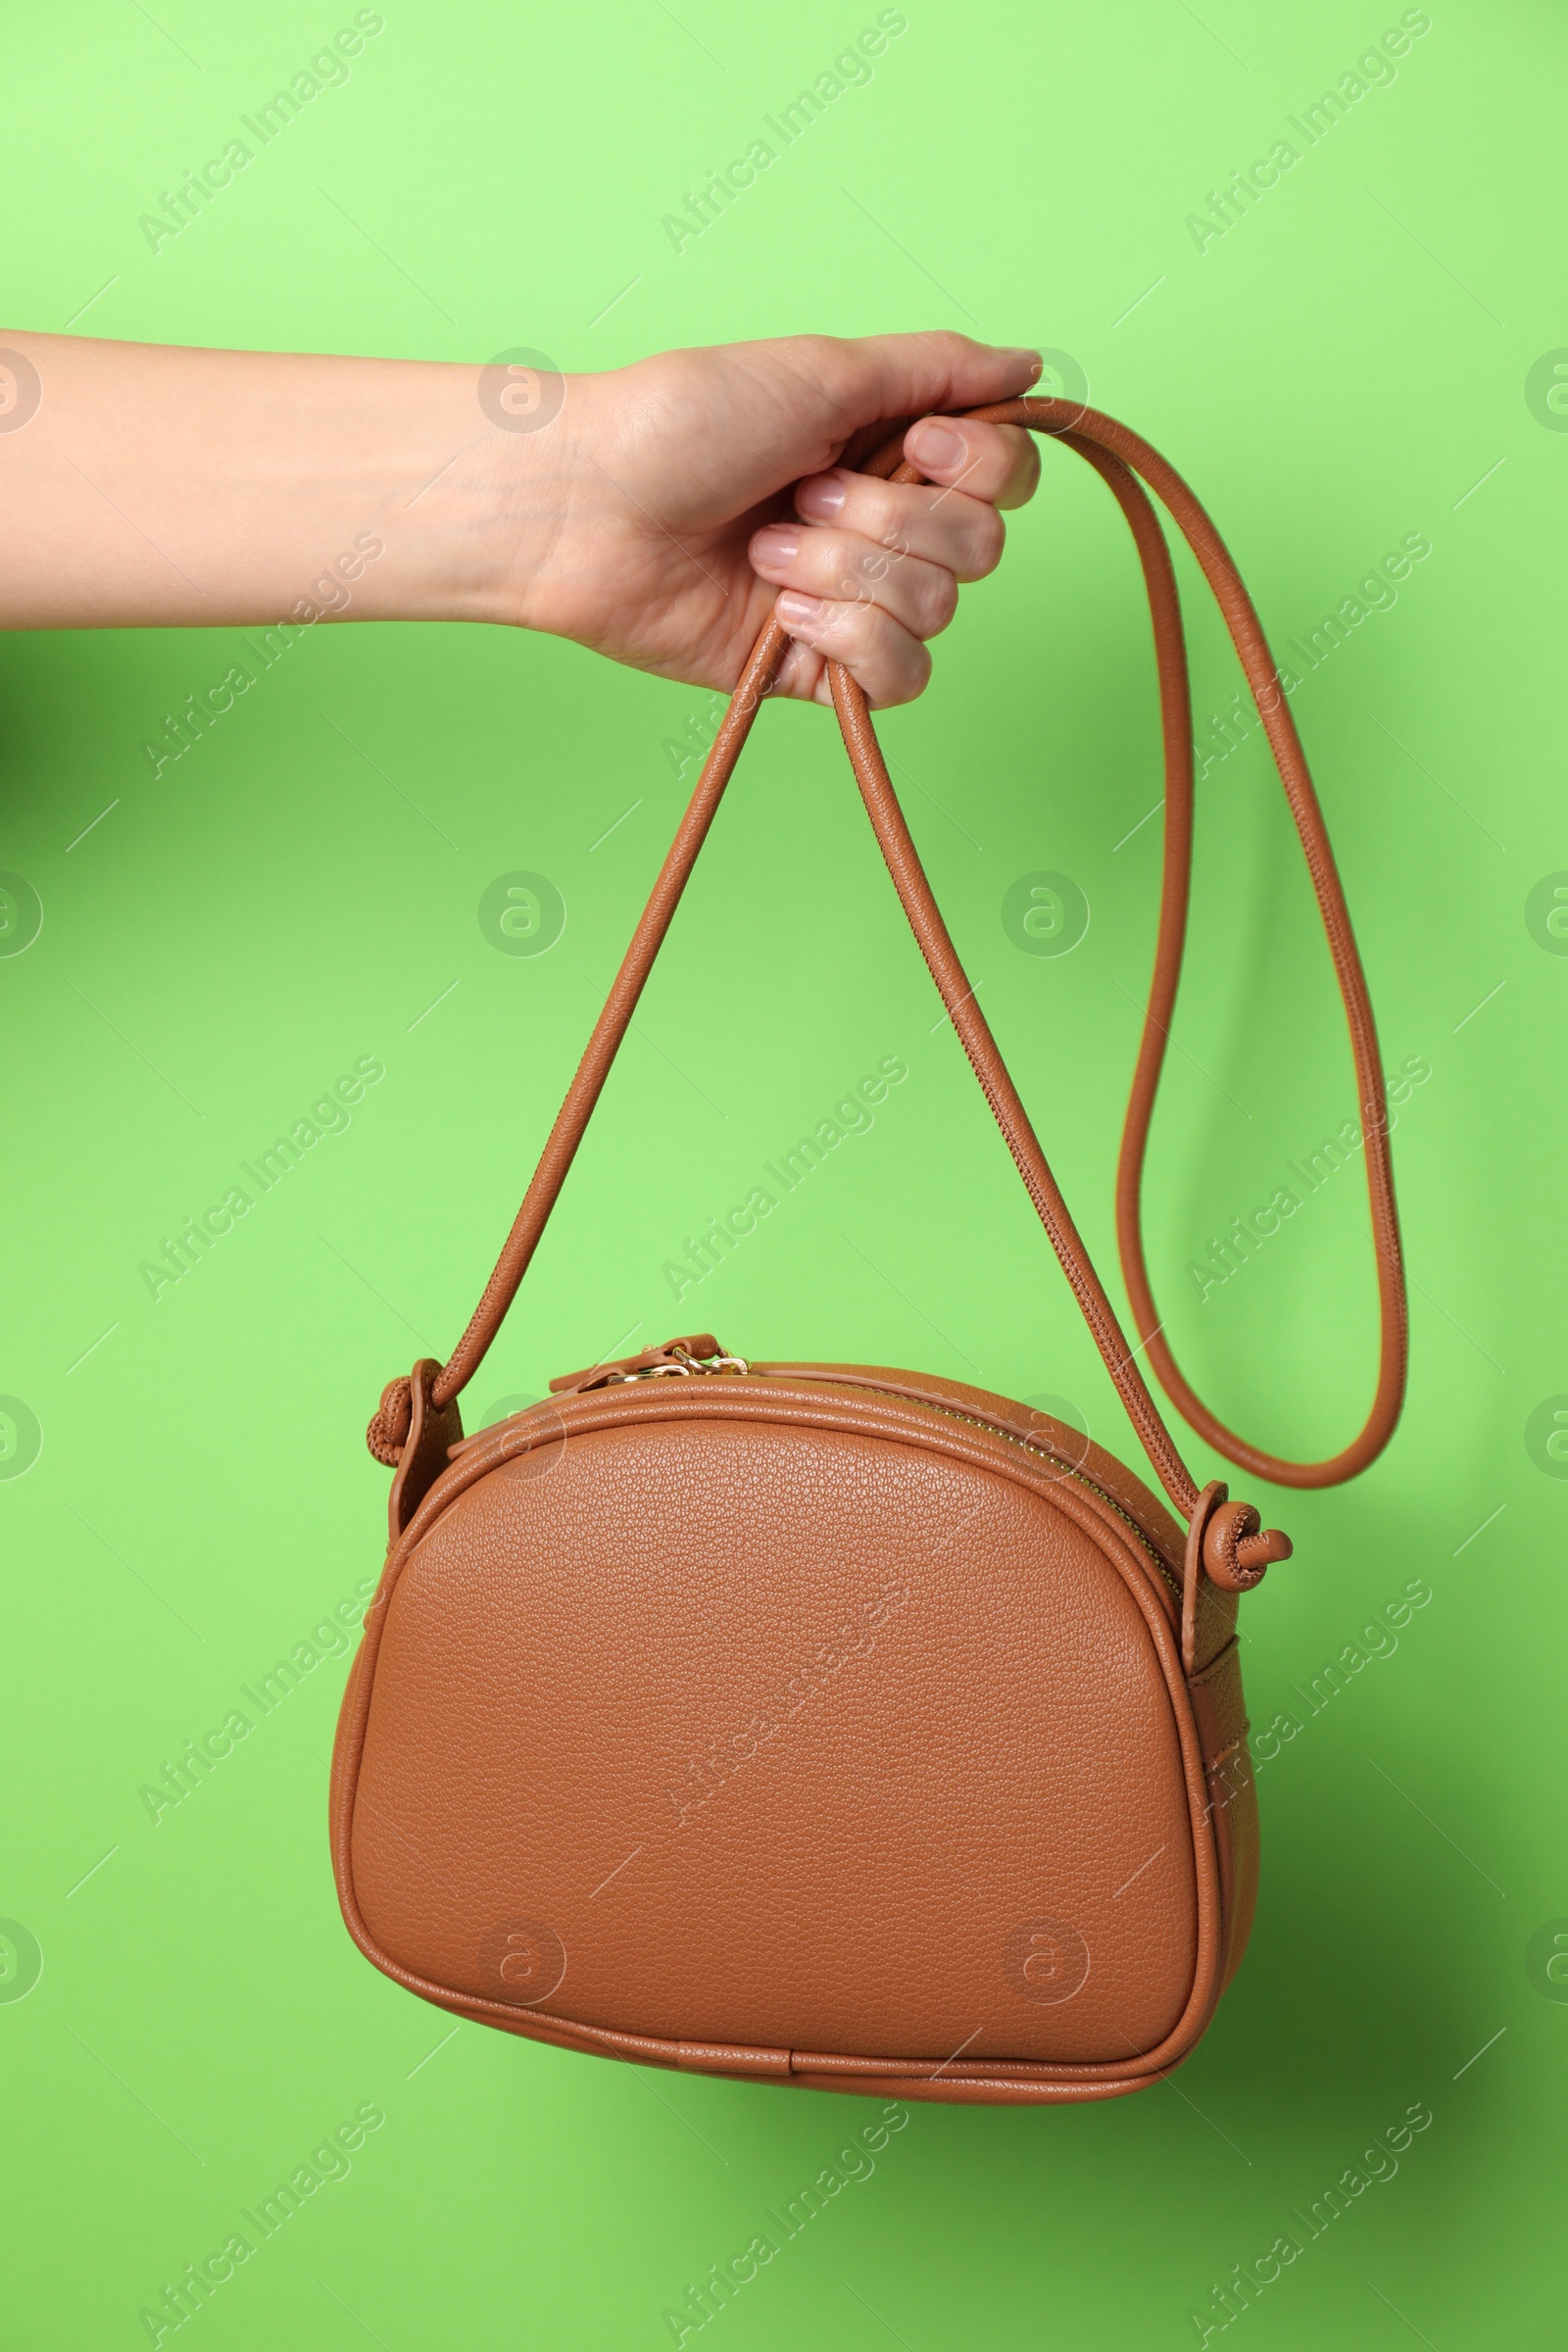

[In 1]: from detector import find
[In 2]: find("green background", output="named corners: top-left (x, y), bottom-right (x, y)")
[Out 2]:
top-left (2, 0), bottom-right (1562, 2343)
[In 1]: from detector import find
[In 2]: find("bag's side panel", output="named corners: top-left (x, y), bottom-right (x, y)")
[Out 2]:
top-left (1187, 1636), bottom-right (1258, 1993)
top-left (343, 1414), bottom-right (1204, 2071)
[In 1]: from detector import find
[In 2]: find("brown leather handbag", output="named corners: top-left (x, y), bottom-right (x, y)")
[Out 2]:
top-left (331, 399), bottom-right (1406, 2104)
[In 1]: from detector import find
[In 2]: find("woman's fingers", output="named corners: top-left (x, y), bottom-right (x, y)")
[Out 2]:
top-left (749, 411), bottom-right (1044, 709)
top-left (787, 414), bottom-right (1035, 575)
top-left (772, 591), bottom-right (932, 710)
top-left (792, 469), bottom-right (1004, 581)
top-left (903, 415), bottom-right (1041, 509)
top-left (749, 521), bottom-right (957, 641)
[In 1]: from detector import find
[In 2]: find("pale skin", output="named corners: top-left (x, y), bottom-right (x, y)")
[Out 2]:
top-left (0, 328), bottom-right (1043, 708)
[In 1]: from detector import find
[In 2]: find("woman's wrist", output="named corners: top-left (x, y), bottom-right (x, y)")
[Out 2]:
top-left (341, 352), bottom-right (577, 634)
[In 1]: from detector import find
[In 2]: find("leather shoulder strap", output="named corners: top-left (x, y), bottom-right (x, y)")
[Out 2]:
top-left (367, 398), bottom-right (1406, 1541)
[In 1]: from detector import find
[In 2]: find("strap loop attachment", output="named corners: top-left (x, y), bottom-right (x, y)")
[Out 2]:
top-left (368, 1375), bottom-right (413, 1467)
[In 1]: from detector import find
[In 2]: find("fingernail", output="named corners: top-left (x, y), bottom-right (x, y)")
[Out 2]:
top-left (906, 419), bottom-right (965, 472)
top-left (1007, 347), bottom-right (1045, 384)
top-left (751, 524), bottom-right (800, 566)
top-left (776, 590), bottom-right (824, 630)
top-left (795, 472), bottom-right (846, 520)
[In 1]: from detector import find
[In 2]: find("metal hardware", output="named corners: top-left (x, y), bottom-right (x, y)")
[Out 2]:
top-left (668, 1344), bottom-right (751, 1376)
top-left (608, 1345), bottom-right (751, 1385)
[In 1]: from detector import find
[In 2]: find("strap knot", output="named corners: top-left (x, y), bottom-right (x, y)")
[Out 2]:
top-left (1201, 1497), bottom-right (1293, 1592)
top-left (367, 1375), bottom-right (413, 1466)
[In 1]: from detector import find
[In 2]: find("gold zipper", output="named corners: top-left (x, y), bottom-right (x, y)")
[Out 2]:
top-left (924, 1399), bottom-right (1183, 1610)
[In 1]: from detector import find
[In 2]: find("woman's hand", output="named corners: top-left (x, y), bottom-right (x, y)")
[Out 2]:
top-left (510, 331), bottom-right (1043, 707)
top-left (0, 326), bottom-right (1042, 710)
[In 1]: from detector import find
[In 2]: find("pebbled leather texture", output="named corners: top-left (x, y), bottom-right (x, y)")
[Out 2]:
top-left (334, 1371), bottom-right (1241, 2101)
top-left (335, 399), bottom-right (1407, 2100)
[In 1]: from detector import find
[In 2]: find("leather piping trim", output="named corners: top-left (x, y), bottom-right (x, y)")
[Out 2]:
top-left (314, 1972), bottom-right (1191, 2104)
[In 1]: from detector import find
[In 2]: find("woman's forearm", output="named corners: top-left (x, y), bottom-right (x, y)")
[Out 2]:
top-left (0, 332), bottom-right (548, 631)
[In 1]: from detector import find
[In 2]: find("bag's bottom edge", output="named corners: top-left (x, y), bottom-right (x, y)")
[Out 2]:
top-left (392, 1978), bottom-right (1186, 2104)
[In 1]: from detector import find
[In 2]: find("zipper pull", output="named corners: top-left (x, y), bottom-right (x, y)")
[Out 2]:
top-left (548, 1336), bottom-right (747, 1396)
